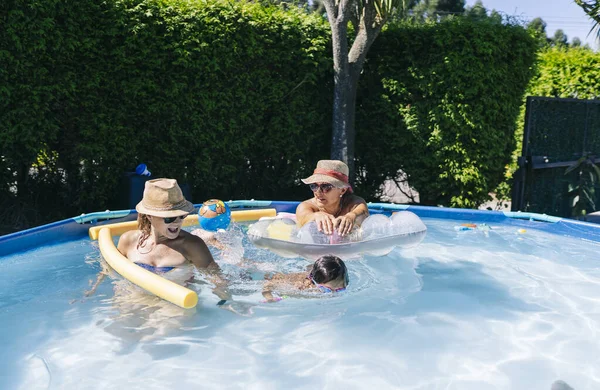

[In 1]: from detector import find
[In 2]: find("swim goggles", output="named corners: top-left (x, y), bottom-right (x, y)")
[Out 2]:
top-left (309, 271), bottom-right (349, 293)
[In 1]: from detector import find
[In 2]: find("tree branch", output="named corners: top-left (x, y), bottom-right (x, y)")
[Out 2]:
top-left (393, 176), bottom-right (418, 203)
top-left (321, 0), bottom-right (338, 22)
top-left (349, 1), bottom-right (361, 32)
top-left (338, 0), bottom-right (356, 22)
top-left (348, 5), bottom-right (384, 73)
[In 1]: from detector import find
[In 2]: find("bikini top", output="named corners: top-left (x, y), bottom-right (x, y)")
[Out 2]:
top-left (133, 262), bottom-right (175, 274)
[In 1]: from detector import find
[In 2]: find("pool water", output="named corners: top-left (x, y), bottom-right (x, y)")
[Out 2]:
top-left (1, 218), bottom-right (599, 389)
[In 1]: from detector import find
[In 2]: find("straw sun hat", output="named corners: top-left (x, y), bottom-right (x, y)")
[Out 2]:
top-left (301, 160), bottom-right (353, 192)
top-left (136, 178), bottom-right (194, 217)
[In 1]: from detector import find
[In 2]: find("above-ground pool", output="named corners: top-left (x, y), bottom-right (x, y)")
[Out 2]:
top-left (1, 201), bottom-right (599, 390)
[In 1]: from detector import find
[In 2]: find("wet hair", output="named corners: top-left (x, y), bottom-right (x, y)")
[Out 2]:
top-left (137, 213), bottom-right (152, 249)
top-left (310, 255), bottom-right (349, 285)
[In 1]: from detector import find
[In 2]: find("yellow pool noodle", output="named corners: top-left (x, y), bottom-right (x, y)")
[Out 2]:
top-left (89, 208), bottom-right (277, 308)
top-left (97, 227), bottom-right (198, 308)
top-left (88, 208), bottom-right (276, 240)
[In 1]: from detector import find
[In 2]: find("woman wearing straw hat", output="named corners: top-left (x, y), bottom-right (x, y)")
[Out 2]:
top-left (117, 178), bottom-right (219, 271)
top-left (73, 179), bottom-right (245, 313)
top-left (85, 179), bottom-right (231, 301)
top-left (296, 160), bottom-right (369, 236)
top-left (115, 178), bottom-right (231, 302)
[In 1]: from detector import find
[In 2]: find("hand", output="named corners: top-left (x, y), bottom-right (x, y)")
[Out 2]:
top-left (261, 290), bottom-right (287, 303)
top-left (313, 212), bottom-right (336, 235)
top-left (260, 296), bottom-right (287, 303)
top-left (212, 285), bottom-right (232, 301)
top-left (334, 213), bottom-right (356, 236)
top-left (219, 301), bottom-right (255, 317)
top-left (83, 270), bottom-right (108, 297)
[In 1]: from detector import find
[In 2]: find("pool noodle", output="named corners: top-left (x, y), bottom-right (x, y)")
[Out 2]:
top-left (96, 227), bottom-right (198, 308)
top-left (88, 208), bottom-right (276, 240)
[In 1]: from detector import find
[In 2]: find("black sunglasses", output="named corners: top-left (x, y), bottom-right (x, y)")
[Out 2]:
top-left (309, 183), bottom-right (334, 193)
top-left (163, 215), bottom-right (188, 224)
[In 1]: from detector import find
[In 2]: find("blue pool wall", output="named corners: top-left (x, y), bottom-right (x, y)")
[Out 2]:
top-left (2, 200), bottom-right (600, 258)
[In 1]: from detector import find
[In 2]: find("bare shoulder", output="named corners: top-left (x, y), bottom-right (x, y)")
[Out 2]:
top-left (267, 272), bottom-right (311, 288)
top-left (117, 230), bottom-right (140, 252)
top-left (120, 229), bottom-right (140, 241)
top-left (297, 199), bottom-right (318, 212)
top-left (348, 194), bottom-right (367, 205)
top-left (341, 194), bottom-right (366, 211)
top-left (268, 272), bottom-right (304, 281)
top-left (178, 230), bottom-right (216, 269)
top-left (179, 230), bottom-right (208, 250)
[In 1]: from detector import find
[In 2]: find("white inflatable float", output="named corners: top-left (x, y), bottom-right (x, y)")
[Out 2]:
top-left (248, 211), bottom-right (427, 260)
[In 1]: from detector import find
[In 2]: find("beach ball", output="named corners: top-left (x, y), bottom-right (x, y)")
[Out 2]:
top-left (199, 199), bottom-right (231, 231)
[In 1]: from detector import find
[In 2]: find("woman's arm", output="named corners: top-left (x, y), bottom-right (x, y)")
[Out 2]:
top-left (261, 279), bottom-right (279, 302)
top-left (348, 198), bottom-right (369, 225)
top-left (296, 200), bottom-right (337, 234)
top-left (184, 233), bottom-right (217, 269)
top-left (334, 196), bottom-right (370, 235)
top-left (296, 200), bottom-right (318, 226)
top-left (205, 265), bottom-right (232, 302)
top-left (184, 233), bottom-right (232, 301)
top-left (84, 261), bottom-right (111, 297)
top-left (80, 231), bottom-right (137, 301)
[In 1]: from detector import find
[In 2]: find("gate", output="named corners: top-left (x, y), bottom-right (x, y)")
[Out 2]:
top-left (512, 96), bottom-right (600, 217)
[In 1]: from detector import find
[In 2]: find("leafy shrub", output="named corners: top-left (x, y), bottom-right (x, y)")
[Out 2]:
top-left (0, 0), bottom-right (332, 232)
top-left (356, 18), bottom-right (537, 207)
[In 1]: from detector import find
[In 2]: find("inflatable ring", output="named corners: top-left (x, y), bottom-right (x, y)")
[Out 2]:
top-left (248, 211), bottom-right (427, 260)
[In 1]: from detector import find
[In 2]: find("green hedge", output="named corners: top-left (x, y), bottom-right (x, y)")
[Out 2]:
top-left (355, 18), bottom-right (537, 207)
top-left (0, 0), bottom-right (332, 231)
top-left (528, 46), bottom-right (600, 99)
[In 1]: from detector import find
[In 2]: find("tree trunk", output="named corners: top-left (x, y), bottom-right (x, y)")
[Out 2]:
top-left (329, 20), bottom-right (359, 179)
top-left (330, 64), bottom-right (358, 179)
top-left (323, 0), bottom-right (384, 181)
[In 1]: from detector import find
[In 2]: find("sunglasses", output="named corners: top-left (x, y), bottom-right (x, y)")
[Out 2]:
top-left (163, 215), bottom-right (188, 224)
top-left (309, 183), bottom-right (334, 193)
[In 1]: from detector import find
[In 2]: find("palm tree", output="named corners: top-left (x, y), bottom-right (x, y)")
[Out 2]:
top-left (320, 0), bottom-right (413, 177)
top-left (574, 0), bottom-right (600, 39)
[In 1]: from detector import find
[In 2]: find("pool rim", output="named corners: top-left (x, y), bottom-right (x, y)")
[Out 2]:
top-left (2, 200), bottom-right (600, 258)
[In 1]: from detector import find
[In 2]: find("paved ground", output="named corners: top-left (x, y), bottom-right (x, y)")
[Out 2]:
top-left (380, 177), bottom-right (511, 211)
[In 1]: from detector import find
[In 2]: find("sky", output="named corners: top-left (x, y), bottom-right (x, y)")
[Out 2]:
top-left (465, 0), bottom-right (599, 49)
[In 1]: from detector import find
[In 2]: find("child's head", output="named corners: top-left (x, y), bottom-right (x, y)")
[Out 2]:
top-left (309, 255), bottom-right (349, 292)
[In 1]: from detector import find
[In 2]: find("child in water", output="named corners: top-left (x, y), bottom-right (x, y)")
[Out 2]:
top-left (262, 255), bottom-right (349, 302)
